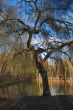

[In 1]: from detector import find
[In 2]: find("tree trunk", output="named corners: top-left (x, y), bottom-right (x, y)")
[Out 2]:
top-left (39, 65), bottom-right (51, 96)
top-left (27, 32), bottom-right (51, 96)
top-left (33, 51), bottom-right (51, 96)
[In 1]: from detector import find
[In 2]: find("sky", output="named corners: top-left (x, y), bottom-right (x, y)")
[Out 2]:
top-left (0, 0), bottom-right (73, 58)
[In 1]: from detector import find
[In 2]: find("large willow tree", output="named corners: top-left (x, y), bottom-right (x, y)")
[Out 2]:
top-left (0, 0), bottom-right (73, 96)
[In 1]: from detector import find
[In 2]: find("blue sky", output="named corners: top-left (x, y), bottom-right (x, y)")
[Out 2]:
top-left (0, 0), bottom-right (73, 56)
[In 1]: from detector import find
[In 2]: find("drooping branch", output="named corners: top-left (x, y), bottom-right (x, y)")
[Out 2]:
top-left (44, 40), bottom-right (73, 61)
top-left (60, 50), bottom-right (73, 66)
top-left (59, 40), bottom-right (73, 49)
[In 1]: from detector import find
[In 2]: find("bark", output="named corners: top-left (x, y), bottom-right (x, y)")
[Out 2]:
top-left (27, 32), bottom-right (51, 96)
top-left (33, 51), bottom-right (51, 96)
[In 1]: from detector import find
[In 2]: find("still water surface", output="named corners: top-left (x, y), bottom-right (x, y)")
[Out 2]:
top-left (49, 82), bottom-right (73, 96)
top-left (0, 81), bottom-right (73, 98)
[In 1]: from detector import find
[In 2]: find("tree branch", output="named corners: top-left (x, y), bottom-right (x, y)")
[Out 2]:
top-left (43, 40), bottom-right (73, 61)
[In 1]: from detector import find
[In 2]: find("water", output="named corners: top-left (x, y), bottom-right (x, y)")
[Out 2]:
top-left (0, 81), bottom-right (43, 98)
top-left (0, 81), bottom-right (73, 98)
top-left (49, 82), bottom-right (73, 96)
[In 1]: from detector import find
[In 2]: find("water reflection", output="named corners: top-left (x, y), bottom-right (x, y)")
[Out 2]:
top-left (0, 81), bottom-right (43, 98)
top-left (49, 82), bottom-right (73, 96)
top-left (0, 81), bottom-right (73, 98)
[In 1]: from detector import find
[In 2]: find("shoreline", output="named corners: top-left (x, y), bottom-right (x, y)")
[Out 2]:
top-left (0, 95), bottom-right (73, 110)
top-left (48, 78), bottom-right (73, 83)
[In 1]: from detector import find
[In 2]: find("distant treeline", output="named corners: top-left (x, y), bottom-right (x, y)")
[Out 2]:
top-left (0, 49), bottom-right (73, 81)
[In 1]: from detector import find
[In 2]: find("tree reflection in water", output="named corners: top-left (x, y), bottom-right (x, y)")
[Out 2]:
top-left (0, 81), bottom-right (73, 98)
top-left (50, 82), bottom-right (73, 96)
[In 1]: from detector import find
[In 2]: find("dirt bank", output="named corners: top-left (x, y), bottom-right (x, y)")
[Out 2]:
top-left (0, 95), bottom-right (73, 110)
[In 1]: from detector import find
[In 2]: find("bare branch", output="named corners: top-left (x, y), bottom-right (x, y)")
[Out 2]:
top-left (43, 40), bottom-right (73, 61)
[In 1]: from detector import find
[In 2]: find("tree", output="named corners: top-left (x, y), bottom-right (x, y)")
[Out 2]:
top-left (55, 57), bottom-right (65, 79)
top-left (0, 0), bottom-right (73, 96)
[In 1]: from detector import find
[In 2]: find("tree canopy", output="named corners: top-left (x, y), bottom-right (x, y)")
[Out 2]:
top-left (0, 0), bottom-right (73, 60)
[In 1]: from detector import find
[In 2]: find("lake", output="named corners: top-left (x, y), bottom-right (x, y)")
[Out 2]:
top-left (0, 80), bottom-right (73, 98)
